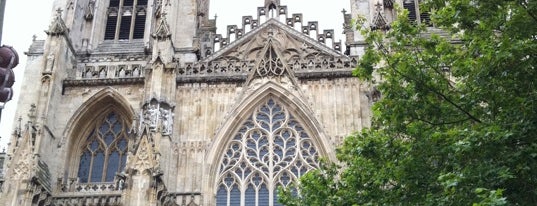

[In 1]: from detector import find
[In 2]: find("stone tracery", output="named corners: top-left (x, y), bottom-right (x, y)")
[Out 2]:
top-left (216, 98), bottom-right (319, 206)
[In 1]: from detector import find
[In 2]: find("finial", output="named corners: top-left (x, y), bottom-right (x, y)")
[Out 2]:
top-left (342, 9), bottom-right (347, 14)
top-left (375, 1), bottom-right (383, 11)
top-left (28, 104), bottom-right (36, 120)
top-left (32, 35), bottom-right (37, 42)
top-left (56, 8), bottom-right (63, 17)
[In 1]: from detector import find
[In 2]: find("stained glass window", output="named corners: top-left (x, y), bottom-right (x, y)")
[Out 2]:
top-left (216, 99), bottom-right (320, 206)
top-left (77, 112), bottom-right (129, 183)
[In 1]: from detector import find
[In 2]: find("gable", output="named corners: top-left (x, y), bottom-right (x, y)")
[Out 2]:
top-left (203, 18), bottom-right (345, 64)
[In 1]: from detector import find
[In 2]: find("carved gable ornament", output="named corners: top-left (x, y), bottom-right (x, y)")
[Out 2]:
top-left (255, 38), bottom-right (285, 77)
top-left (128, 127), bottom-right (157, 173)
top-left (204, 18), bottom-right (344, 64)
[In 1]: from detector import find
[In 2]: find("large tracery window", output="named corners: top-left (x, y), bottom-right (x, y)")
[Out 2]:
top-left (216, 99), bottom-right (320, 206)
top-left (77, 111), bottom-right (129, 183)
top-left (104, 0), bottom-right (147, 40)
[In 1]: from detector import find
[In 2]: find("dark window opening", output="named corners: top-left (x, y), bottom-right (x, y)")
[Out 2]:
top-left (403, 1), bottom-right (417, 22)
top-left (109, 0), bottom-right (120, 7)
top-left (105, 0), bottom-right (147, 41)
top-left (133, 15), bottom-right (146, 39)
top-left (137, 0), bottom-right (148, 6)
top-left (420, 12), bottom-right (432, 26)
top-left (124, 0), bottom-right (134, 6)
top-left (119, 17), bottom-right (132, 40)
top-left (104, 16), bottom-right (118, 40)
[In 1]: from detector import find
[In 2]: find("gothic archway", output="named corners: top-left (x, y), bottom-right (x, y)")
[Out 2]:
top-left (63, 88), bottom-right (135, 185)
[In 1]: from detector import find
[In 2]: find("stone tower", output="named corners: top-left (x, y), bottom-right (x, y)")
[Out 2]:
top-left (0, 0), bottom-right (377, 205)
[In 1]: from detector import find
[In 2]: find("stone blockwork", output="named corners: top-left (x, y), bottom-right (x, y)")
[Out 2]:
top-left (0, 0), bottom-right (375, 205)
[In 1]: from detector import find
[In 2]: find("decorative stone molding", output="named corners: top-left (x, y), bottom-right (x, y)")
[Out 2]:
top-left (78, 64), bottom-right (144, 79)
top-left (176, 141), bottom-right (207, 155)
top-left (63, 77), bottom-right (145, 87)
top-left (52, 193), bottom-right (122, 205)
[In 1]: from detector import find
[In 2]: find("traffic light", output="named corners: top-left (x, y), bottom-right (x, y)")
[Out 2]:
top-left (0, 45), bottom-right (18, 103)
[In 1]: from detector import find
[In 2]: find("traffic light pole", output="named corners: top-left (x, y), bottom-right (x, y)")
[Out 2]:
top-left (0, 0), bottom-right (5, 45)
top-left (0, 0), bottom-right (6, 124)
top-left (0, 103), bottom-right (3, 123)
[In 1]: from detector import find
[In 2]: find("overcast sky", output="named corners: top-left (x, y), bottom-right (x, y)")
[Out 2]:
top-left (0, 0), bottom-right (349, 150)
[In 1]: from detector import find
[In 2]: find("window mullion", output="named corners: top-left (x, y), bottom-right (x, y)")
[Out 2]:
top-left (129, 4), bottom-right (137, 40)
top-left (268, 107), bottom-right (275, 206)
top-left (227, 187), bottom-right (231, 206)
top-left (115, 0), bottom-right (125, 41)
top-left (101, 148), bottom-right (110, 182)
top-left (415, 1), bottom-right (421, 24)
top-left (88, 152), bottom-right (95, 182)
top-left (129, 0), bottom-right (138, 40)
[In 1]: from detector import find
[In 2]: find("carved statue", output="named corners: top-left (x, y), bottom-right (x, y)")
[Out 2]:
top-left (119, 68), bottom-right (126, 77)
top-left (45, 54), bottom-right (55, 72)
top-left (133, 66), bottom-right (140, 76)
top-left (160, 108), bottom-right (174, 135)
top-left (146, 104), bottom-right (159, 129)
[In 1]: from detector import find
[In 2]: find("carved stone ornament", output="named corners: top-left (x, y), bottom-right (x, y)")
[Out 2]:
top-left (130, 133), bottom-right (155, 172)
top-left (138, 100), bottom-right (174, 136)
top-left (255, 38), bottom-right (285, 77)
top-left (45, 8), bottom-right (68, 36)
top-left (13, 150), bottom-right (31, 180)
top-left (205, 19), bottom-right (341, 64)
top-left (155, 0), bottom-right (163, 18)
top-left (153, 14), bottom-right (172, 40)
top-left (84, 0), bottom-right (95, 20)
top-left (371, 2), bottom-right (390, 31)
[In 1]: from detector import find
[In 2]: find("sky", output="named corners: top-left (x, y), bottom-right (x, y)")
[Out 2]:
top-left (0, 0), bottom-right (350, 150)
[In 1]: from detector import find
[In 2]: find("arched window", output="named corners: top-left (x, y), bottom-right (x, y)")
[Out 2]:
top-left (77, 111), bottom-right (129, 183)
top-left (216, 99), bottom-right (320, 206)
top-left (104, 0), bottom-right (148, 40)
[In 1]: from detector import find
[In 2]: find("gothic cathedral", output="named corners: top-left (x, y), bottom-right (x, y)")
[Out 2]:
top-left (0, 0), bottom-right (393, 205)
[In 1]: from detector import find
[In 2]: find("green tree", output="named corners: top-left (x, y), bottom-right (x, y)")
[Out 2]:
top-left (280, 0), bottom-right (537, 205)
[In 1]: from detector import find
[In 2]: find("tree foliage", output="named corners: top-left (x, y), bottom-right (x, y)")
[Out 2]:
top-left (280, 0), bottom-right (537, 205)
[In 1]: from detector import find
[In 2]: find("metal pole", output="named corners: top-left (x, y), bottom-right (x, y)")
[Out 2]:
top-left (0, 105), bottom-right (3, 124)
top-left (0, 0), bottom-right (7, 124)
top-left (0, 0), bottom-right (6, 45)
top-left (0, 0), bottom-right (5, 124)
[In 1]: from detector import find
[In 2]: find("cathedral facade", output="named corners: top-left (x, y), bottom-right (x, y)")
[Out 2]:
top-left (0, 0), bottom-right (388, 205)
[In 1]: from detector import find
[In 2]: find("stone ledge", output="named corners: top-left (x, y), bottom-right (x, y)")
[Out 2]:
top-left (63, 77), bottom-right (145, 88)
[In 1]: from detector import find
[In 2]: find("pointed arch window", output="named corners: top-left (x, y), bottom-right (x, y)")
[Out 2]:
top-left (216, 98), bottom-right (320, 206)
top-left (105, 0), bottom-right (147, 40)
top-left (77, 112), bottom-right (129, 183)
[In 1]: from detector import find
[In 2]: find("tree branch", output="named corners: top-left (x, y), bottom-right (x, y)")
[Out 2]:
top-left (374, 40), bottom-right (483, 124)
